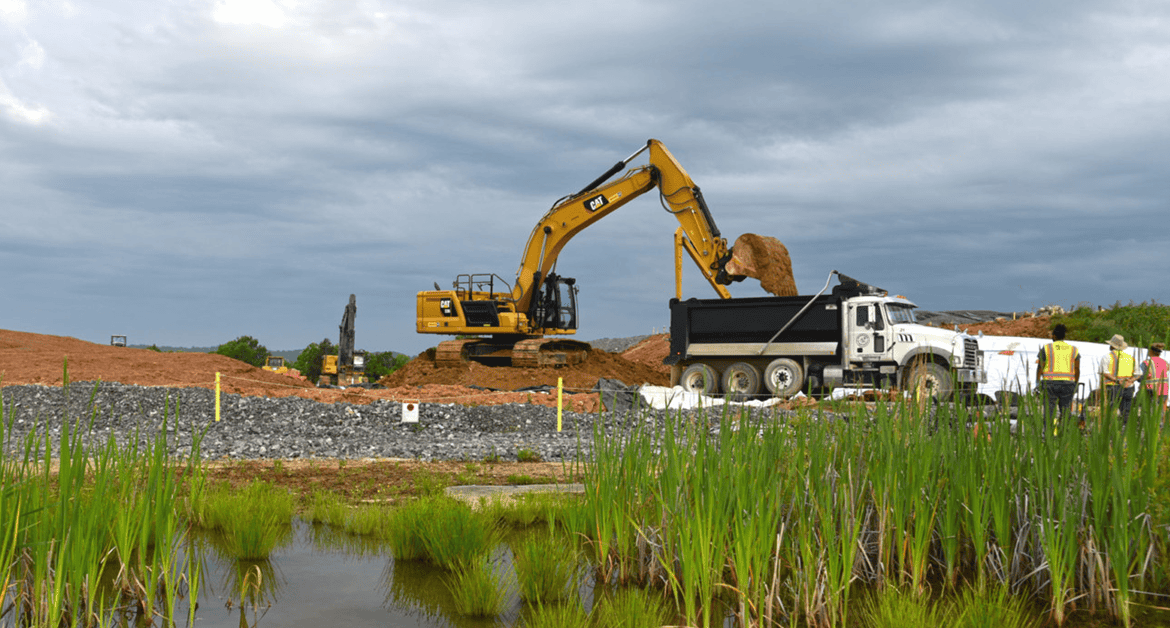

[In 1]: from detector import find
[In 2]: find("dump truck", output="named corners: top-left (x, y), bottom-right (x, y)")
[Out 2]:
top-left (667, 271), bottom-right (985, 400)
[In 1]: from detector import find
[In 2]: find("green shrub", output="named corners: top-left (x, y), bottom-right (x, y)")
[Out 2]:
top-left (293, 338), bottom-right (335, 382)
top-left (1054, 301), bottom-right (1170, 346)
top-left (213, 335), bottom-right (270, 367)
top-left (365, 351), bottom-right (409, 381)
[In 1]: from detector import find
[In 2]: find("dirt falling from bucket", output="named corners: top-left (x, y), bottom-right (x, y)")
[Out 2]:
top-left (725, 233), bottom-right (798, 296)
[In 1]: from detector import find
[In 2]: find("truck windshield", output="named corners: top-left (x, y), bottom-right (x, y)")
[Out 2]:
top-left (887, 304), bottom-right (916, 324)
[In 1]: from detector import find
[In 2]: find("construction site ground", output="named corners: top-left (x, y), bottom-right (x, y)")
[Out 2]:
top-left (0, 318), bottom-right (1046, 502)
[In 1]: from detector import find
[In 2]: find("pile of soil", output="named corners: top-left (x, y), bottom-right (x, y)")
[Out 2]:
top-left (958, 315), bottom-right (1052, 339)
top-left (0, 329), bottom-right (671, 411)
top-left (726, 233), bottom-right (798, 296)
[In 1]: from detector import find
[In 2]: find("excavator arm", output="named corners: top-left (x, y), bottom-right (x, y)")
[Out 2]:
top-left (511, 138), bottom-right (739, 319)
top-left (416, 139), bottom-right (747, 366)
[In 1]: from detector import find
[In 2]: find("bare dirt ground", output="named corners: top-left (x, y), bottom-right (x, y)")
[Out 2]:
top-left (0, 319), bottom-right (1046, 501)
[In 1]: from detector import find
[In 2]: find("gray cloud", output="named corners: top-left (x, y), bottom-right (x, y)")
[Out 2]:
top-left (2, 0), bottom-right (1167, 355)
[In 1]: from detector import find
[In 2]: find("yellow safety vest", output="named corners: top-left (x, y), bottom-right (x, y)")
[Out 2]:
top-left (1143, 356), bottom-right (1169, 395)
top-left (1107, 350), bottom-right (1136, 385)
top-left (1039, 341), bottom-right (1079, 381)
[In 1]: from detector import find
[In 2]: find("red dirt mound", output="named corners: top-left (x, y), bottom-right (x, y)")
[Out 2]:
top-left (0, 329), bottom-right (671, 410)
top-left (379, 348), bottom-right (669, 392)
top-left (958, 315), bottom-right (1051, 339)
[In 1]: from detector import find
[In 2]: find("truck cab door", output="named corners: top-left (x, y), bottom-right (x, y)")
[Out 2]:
top-left (847, 303), bottom-right (889, 363)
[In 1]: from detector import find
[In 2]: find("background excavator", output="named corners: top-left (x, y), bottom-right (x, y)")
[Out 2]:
top-left (415, 139), bottom-right (792, 367)
top-left (319, 294), bottom-right (368, 386)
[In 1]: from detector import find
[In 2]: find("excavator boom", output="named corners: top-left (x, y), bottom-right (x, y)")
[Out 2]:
top-left (416, 139), bottom-right (744, 366)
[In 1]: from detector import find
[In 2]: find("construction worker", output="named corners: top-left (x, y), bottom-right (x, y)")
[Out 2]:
top-left (1101, 334), bottom-right (1137, 424)
top-left (1139, 342), bottom-right (1168, 425)
top-left (1035, 324), bottom-right (1081, 431)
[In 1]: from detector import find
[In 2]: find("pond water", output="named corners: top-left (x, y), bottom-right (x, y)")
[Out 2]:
top-left (184, 520), bottom-right (589, 628)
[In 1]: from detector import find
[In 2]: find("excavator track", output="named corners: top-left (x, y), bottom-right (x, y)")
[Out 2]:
top-left (435, 339), bottom-right (480, 367)
top-left (512, 338), bottom-right (590, 368)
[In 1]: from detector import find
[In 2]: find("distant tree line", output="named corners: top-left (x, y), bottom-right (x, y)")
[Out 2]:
top-left (212, 335), bottom-right (408, 382)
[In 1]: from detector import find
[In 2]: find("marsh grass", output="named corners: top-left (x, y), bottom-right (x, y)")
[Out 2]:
top-left (951, 585), bottom-right (1042, 628)
top-left (857, 586), bottom-right (951, 628)
top-left (305, 488), bottom-right (350, 528)
top-left (383, 497), bottom-right (431, 561)
top-left (576, 387), bottom-right (1167, 628)
top-left (201, 480), bottom-right (295, 560)
top-left (521, 598), bottom-right (590, 628)
top-left (512, 530), bottom-right (581, 603)
top-left (445, 555), bottom-right (510, 617)
top-left (592, 586), bottom-right (672, 628)
top-left (417, 497), bottom-right (501, 570)
top-left (0, 371), bottom-right (198, 627)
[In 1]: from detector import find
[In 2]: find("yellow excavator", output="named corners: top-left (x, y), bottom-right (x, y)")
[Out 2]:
top-left (416, 139), bottom-right (747, 367)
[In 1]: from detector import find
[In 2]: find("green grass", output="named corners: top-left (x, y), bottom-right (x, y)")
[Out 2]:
top-left (200, 480), bottom-right (295, 560)
top-left (445, 556), bottom-right (511, 617)
top-left (592, 587), bottom-right (672, 628)
top-left (0, 371), bottom-right (199, 626)
top-left (417, 497), bottom-right (500, 570)
top-left (858, 586), bottom-right (951, 628)
top-left (522, 599), bottom-right (590, 628)
top-left (951, 586), bottom-right (1042, 628)
top-left (575, 396), bottom-right (1167, 628)
top-left (512, 530), bottom-right (581, 603)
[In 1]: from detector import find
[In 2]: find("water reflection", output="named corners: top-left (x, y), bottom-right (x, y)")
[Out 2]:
top-left (184, 519), bottom-right (528, 627)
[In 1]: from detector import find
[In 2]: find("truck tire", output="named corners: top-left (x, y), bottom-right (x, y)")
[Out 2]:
top-left (721, 362), bottom-right (761, 399)
top-left (764, 358), bottom-right (804, 398)
top-left (680, 363), bottom-right (720, 395)
top-left (906, 361), bottom-right (953, 402)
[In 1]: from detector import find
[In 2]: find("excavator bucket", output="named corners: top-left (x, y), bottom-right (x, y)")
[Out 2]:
top-left (725, 233), bottom-right (798, 297)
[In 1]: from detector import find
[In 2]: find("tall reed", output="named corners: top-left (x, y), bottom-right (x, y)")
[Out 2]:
top-left (0, 371), bottom-right (196, 627)
top-left (577, 382), bottom-right (1167, 628)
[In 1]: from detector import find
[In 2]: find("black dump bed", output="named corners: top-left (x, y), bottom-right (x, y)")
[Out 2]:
top-left (667, 294), bottom-right (842, 364)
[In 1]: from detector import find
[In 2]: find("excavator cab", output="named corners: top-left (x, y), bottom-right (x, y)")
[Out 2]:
top-left (531, 273), bottom-right (578, 332)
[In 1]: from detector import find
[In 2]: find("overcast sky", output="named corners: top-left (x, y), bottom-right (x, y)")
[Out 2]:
top-left (3, 0), bottom-right (1167, 354)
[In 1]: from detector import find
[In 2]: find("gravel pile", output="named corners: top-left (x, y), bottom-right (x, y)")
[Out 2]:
top-left (584, 335), bottom-right (651, 354)
top-left (0, 381), bottom-right (803, 462)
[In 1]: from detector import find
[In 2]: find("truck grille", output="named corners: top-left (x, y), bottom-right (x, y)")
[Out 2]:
top-left (963, 337), bottom-right (979, 367)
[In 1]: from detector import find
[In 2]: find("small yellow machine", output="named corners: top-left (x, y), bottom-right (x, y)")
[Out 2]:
top-left (262, 356), bottom-right (289, 374)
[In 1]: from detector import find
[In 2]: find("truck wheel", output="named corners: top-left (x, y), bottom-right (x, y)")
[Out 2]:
top-left (764, 358), bottom-right (804, 398)
top-left (906, 361), bottom-right (953, 402)
top-left (721, 362), bottom-right (761, 399)
top-left (680, 363), bottom-right (720, 395)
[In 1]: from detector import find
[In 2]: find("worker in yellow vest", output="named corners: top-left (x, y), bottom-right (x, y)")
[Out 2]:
top-left (1101, 334), bottom-right (1137, 424)
top-left (1139, 342), bottom-right (1168, 424)
top-left (1035, 324), bottom-right (1081, 430)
